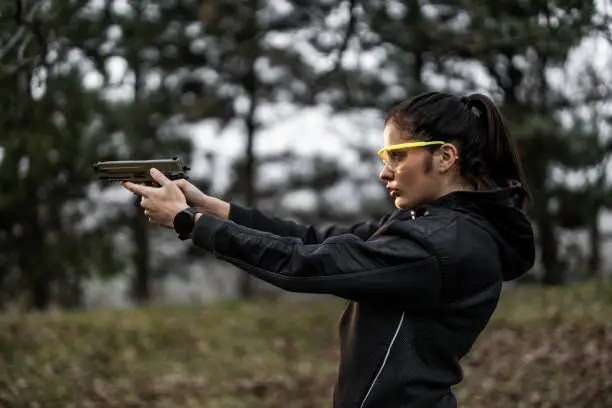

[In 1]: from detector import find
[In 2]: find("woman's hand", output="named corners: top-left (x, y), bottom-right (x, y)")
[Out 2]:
top-left (121, 168), bottom-right (189, 229)
top-left (174, 179), bottom-right (230, 220)
top-left (174, 178), bottom-right (209, 209)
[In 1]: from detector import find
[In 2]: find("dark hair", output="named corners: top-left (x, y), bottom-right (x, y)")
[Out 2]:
top-left (385, 91), bottom-right (531, 208)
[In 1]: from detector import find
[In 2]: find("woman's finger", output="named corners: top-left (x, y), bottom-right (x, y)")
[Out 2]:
top-left (122, 181), bottom-right (153, 197)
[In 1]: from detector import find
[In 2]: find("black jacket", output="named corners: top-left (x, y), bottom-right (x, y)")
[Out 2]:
top-left (191, 186), bottom-right (536, 408)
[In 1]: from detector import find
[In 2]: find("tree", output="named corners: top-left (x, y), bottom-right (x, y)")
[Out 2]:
top-left (80, 0), bottom-right (202, 304)
top-left (0, 0), bottom-right (126, 309)
top-left (179, 0), bottom-right (361, 297)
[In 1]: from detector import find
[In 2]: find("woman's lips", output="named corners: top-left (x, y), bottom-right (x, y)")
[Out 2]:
top-left (386, 184), bottom-right (399, 197)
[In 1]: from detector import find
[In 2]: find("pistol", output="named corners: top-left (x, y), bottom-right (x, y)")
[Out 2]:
top-left (93, 157), bottom-right (191, 185)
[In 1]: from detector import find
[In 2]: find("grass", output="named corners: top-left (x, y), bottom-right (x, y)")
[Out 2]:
top-left (0, 281), bottom-right (611, 407)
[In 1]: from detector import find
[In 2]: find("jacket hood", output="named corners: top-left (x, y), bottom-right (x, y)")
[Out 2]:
top-left (418, 185), bottom-right (536, 281)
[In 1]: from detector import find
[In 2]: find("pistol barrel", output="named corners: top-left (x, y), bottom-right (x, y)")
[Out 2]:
top-left (93, 157), bottom-right (190, 183)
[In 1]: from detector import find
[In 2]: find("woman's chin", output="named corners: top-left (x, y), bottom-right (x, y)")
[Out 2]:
top-left (394, 196), bottom-right (413, 210)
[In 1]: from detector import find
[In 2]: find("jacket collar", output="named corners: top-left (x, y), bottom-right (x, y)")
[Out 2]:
top-left (414, 185), bottom-right (526, 214)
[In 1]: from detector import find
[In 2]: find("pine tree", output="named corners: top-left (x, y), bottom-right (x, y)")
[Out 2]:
top-left (177, 0), bottom-right (355, 297)
top-left (82, 0), bottom-right (203, 303)
top-left (0, 1), bottom-right (125, 309)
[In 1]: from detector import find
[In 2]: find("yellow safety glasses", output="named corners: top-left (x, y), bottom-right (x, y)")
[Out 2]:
top-left (377, 141), bottom-right (445, 170)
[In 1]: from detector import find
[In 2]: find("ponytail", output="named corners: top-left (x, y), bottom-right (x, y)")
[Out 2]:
top-left (464, 93), bottom-right (531, 208)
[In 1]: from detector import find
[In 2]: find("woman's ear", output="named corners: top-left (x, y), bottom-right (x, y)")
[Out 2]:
top-left (437, 143), bottom-right (459, 173)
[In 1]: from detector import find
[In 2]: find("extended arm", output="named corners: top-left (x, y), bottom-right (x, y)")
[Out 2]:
top-left (191, 212), bottom-right (441, 311)
top-left (172, 178), bottom-right (393, 244)
top-left (227, 204), bottom-right (394, 244)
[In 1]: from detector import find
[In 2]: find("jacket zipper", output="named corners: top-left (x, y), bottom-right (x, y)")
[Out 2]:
top-left (359, 311), bottom-right (406, 408)
top-left (358, 211), bottom-right (414, 407)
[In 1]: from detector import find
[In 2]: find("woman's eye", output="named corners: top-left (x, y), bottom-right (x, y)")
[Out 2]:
top-left (389, 151), bottom-right (406, 162)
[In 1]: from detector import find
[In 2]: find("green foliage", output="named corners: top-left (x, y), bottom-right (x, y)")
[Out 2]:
top-left (0, 57), bottom-right (126, 308)
top-left (0, 0), bottom-right (205, 308)
top-left (0, 283), bottom-right (610, 407)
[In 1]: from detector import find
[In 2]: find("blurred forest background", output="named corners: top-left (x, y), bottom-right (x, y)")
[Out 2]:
top-left (1, 0), bottom-right (612, 407)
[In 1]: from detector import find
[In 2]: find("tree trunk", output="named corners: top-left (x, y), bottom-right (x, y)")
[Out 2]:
top-left (25, 192), bottom-right (52, 310)
top-left (27, 245), bottom-right (52, 310)
top-left (127, 12), bottom-right (152, 305)
top-left (131, 196), bottom-right (151, 304)
top-left (237, 0), bottom-right (260, 299)
top-left (587, 211), bottom-right (601, 278)
top-left (536, 56), bottom-right (564, 286)
top-left (31, 280), bottom-right (51, 310)
top-left (407, 0), bottom-right (425, 95)
top-left (539, 213), bottom-right (563, 285)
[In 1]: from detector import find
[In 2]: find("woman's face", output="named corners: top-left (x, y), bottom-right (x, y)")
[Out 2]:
top-left (378, 124), bottom-right (444, 210)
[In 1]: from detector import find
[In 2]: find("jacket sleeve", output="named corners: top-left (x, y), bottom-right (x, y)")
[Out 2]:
top-left (192, 212), bottom-right (441, 311)
top-left (228, 203), bottom-right (392, 244)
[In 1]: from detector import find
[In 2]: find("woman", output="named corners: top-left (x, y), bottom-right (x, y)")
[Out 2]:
top-left (122, 91), bottom-right (536, 408)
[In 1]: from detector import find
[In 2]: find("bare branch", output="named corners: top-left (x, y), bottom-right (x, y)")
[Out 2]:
top-left (332, 0), bottom-right (358, 73)
top-left (318, 0), bottom-right (359, 80)
top-left (0, 0), bottom-right (48, 76)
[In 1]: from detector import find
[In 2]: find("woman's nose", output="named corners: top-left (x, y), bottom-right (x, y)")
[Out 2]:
top-left (379, 165), bottom-right (393, 181)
